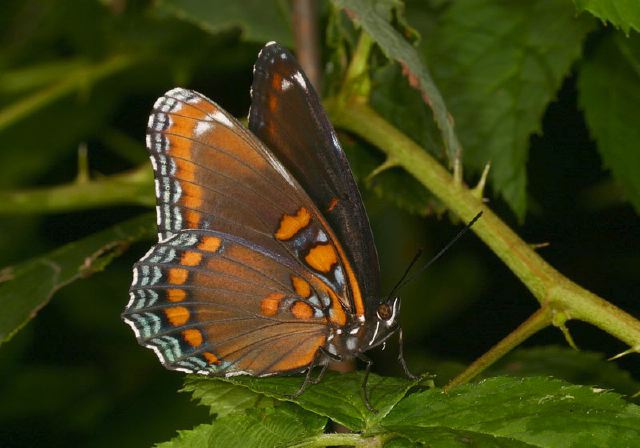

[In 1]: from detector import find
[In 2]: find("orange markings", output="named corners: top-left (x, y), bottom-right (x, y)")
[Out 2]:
top-left (168, 268), bottom-right (188, 285)
top-left (181, 183), bottom-right (203, 209)
top-left (275, 207), bottom-right (311, 241)
top-left (290, 301), bottom-right (314, 320)
top-left (272, 335), bottom-right (325, 372)
top-left (272, 72), bottom-right (282, 89)
top-left (166, 134), bottom-right (191, 159)
top-left (167, 288), bottom-right (186, 302)
top-left (184, 210), bottom-right (201, 228)
top-left (203, 351), bottom-right (220, 365)
top-left (180, 251), bottom-right (202, 267)
top-left (308, 200), bottom-right (366, 318)
top-left (270, 73), bottom-right (282, 112)
top-left (165, 306), bottom-right (190, 326)
top-left (304, 243), bottom-right (338, 273)
top-left (327, 197), bottom-right (339, 212)
top-left (268, 95), bottom-right (278, 112)
top-left (182, 328), bottom-right (203, 347)
top-left (260, 292), bottom-right (285, 316)
top-left (291, 275), bottom-right (312, 298)
top-left (198, 236), bottom-right (221, 252)
top-left (325, 287), bottom-right (347, 326)
top-left (174, 158), bottom-right (196, 182)
top-left (167, 114), bottom-right (197, 139)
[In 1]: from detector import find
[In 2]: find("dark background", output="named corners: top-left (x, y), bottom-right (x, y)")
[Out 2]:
top-left (1, 1), bottom-right (638, 447)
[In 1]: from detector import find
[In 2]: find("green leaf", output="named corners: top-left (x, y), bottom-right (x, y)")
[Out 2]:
top-left (0, 213), bottom-right (155, 345)
top-left (190, 371), bottom-right (425, 432)
top-left (332, 0), bottom-right (463, 165)
top-left (385, 427), bottom-right (537, 447)
top-left (382, 377), bottom-right (640, 447)
top-left (578, 34), bottom-right (640, 214)
top-left (156, 424), bottom-right (214, 448)
top-left (488, 346), bottom-right (640, 397)
top-left (423, 0), bottom-right (593, 219)
top-left (574, 0), bottom-right (640, 34)
top-left (359, 63), bottom-right (444, 215)
top-left (157, 403), bottom-right (327, 448)
top-left (182, 375), bottom-right (275, 418)
top-left (157, 0), bottom-right (293, 45)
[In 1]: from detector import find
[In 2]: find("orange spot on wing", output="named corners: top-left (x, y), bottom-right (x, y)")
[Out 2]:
top-left (291, 275), bottom-right (312, 298)
top-left (167, 114), bottom-right (197, 138)
top-left (272, 72), bottom-right (282, 89)
top-left (182, 328), bottom-right (203, 347)
top-left (174, 158), bottom-right (196, 182)
top-left (326, 287), bottom-right (347, 326)
top-left (203, 351), bottom-right (220, 364)
top-left (198, 236), bottom-right (221, 252)
top-left (167, 289), bottom-right (186, 302)
top-left (342, 263), bottom-right (365, 318)
top-left (261, 292), bottom-right (285, 316)
top-left (181, 183), bottom-right (203, 209)
top-left (275, 207), bottom-right (311, 241)
top-left (184, 210), bottom-right (201, 228)
top-left (268, 95), bottom-right (278, 112)
top-left (290, 301), bottom-right (314, 320)
top-left (269, 73), bottom-right (282, 112)
top-left (305, 201), bottom-right (366, 318)
top-left (271, 335), bottom-right (325, 372)
top-left (165, 306), bottom-right (190, 326)
top-left (327, 197), bottom-right (339, 212)
top-left (168, 268), bottom-right (188, 285)
top-left (180, 251), bottom-right (202, 267)
top-left (166, 134), bottom-right (191, 159)
top-left (304, 243), bottom-right (338, 273)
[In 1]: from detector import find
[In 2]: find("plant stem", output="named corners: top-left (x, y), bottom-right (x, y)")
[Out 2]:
top-left (0, 165), bottom-right (154, 214)
top-left (292, 433), bottom-right (382, 447)
top-left (445, 307), bottom-right (553, 391)
top-left (326, 98), bottom-right (640, 381)
top-left (0, 54), bottom-right (134, 132)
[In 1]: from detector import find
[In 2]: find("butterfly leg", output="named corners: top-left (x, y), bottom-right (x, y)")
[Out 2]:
top-left (357, 353), bottom-right (377, 413)
top-left (288, 348), bottom-right (338, 399)
top-left (397, 327), bottom-right (418, 380)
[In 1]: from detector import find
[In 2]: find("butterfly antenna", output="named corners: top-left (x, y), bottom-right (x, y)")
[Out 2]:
top-left (387, 248), bottom-right (424, 299)
top-left (388, 211), bottom-right (483, 296)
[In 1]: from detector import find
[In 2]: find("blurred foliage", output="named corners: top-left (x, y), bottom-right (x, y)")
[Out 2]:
top-left (0, 0), bottom-right (639, 446)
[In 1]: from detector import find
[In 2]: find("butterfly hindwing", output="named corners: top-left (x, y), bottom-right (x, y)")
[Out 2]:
top-left (124, 229), bottom-right (332, 375)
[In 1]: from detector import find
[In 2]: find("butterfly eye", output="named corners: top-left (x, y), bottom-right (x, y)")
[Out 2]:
top-left (376, 303), bottom-right (393, 321)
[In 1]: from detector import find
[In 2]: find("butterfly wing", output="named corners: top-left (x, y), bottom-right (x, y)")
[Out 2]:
top-left (124, 87), bottom-right (363, 375)
top-left (249, 42), bottom-right (381, 304)
top-left (124, 229), bottom-right (330, 375)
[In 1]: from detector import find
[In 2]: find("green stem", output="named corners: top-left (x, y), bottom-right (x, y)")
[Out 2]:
top-left (0, 165), bottom-right (154, 214)
top-left (292, 433), bottom-right (386, 447)
top-left (0, 54), bottom-right (134, 131)
top-left (343, 32), bottom-right (374, 93)
top-left (445, 307), bottom-right (553, 391)
top-left (326, 98), bottom-right (640, 378)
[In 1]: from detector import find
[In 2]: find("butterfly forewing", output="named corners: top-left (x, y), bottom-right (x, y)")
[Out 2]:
top-left (249, 42), bottom-right (381, 306)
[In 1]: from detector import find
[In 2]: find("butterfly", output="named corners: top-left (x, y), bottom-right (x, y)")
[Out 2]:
top-left (122, 41), bottom-right (415, 410)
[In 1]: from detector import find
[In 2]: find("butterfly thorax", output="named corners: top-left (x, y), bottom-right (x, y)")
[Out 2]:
top-left (323, 296), bottom-right (400, 360)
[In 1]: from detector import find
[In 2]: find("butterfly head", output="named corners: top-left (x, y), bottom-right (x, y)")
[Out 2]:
top-left (363, 296), bottom-right (401, 350)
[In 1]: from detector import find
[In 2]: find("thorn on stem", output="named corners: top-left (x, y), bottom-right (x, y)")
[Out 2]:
top-left (366, 158), bottom-right (399, 183)
top-left (552, 310), bottom-right (578, 350)
top-left (608, 345), bottom-right (640, 361)
top-left (471, 161), bottom-right (491, 200)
